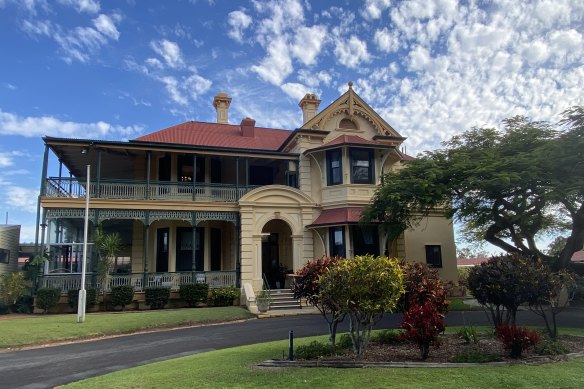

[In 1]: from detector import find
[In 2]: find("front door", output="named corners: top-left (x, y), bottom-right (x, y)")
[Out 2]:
top-left (156, 228), bottom-right (169, 272)
top-left (176, 227), bottom-right (204, 271)
top-left (262, 233), bottom-right (280, 288)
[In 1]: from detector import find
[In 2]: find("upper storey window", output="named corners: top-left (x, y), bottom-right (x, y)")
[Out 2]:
top-left (327, 149), bottom-right (343, 186)
top-left (350, 148), bottom-right (374, 184)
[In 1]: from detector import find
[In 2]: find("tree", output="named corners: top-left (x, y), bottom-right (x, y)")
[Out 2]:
top-left (94, 227), bottom-right (123, 308)
top-left (363, 106), bottom-right (584, 269)
top-left (319, 255), bottom-right (404, 358)
top-left (467, 254), bottom-right (539, 326)
top-left (293, 256), bottom-right (345, 352)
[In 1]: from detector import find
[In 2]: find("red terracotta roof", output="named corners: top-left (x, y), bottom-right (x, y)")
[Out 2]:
top-left (308, 207), bottom-right (364, 227)
top-left (132, 121), bottom-right (291, 151)
top-left (306, 135), bottom-right (389, 153)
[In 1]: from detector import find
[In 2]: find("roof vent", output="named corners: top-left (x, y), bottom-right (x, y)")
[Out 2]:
top-left (240, 117), bottom-right (256, 137)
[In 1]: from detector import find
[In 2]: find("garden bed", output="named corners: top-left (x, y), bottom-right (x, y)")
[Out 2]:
top-left (259, 334), bottom-right (584, 368)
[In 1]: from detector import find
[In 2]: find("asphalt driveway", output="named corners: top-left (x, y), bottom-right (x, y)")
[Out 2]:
top-left (1, 309), bottom-right (584, 389)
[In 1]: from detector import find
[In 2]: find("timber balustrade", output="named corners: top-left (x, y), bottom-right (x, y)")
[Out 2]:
top-left (45, 177), bottom-right (261, 202)
top-left (38, 271), bottom-right (237, 293)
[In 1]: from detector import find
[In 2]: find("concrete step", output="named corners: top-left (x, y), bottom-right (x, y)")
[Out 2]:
top-left (265, 289), bottom-right (301, 311)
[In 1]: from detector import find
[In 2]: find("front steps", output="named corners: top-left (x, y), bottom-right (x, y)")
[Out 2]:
top-left (267, 289), bottom-right (302, 310)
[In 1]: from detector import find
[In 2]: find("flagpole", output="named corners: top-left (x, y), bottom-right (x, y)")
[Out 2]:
top-left (77, 164), bottom-right (90, 323)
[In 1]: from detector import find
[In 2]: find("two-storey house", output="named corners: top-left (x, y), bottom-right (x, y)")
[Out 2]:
top-left (36, 84), bottom-right (457, 308)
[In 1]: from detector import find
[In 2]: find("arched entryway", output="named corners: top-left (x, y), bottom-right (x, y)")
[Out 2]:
top-left (261, 219), bottom-right (293, 289)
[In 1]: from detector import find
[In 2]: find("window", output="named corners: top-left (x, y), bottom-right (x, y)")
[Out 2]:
top-left (177, 156), bottom-right (205, 183)
top-left (0, 248), bottom-right (9, 264)
top-left (327, 149), bottom-right (343, 186)
top-left (425, 245), bottom-right (442, 268)
top-left (350, 148), bottom-right (374, 184)
top-left (352, 226), bottom-right (380, 256)
top-left (329, 226), bottom-right (346, 257)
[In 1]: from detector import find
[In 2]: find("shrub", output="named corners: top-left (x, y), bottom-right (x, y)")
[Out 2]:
top-left (496, 325), bottom-right (540, 358)
top-left (400, 302), bottom-right (445, 360)
top-left (336, 333), bottom-right (353, 350)
top-left (36, 288), bottom-right (62, 313)
top-left (111, 285), bottom-right (134, 309)
top-left (371, 329), bottom-right (402, 345)
top-left (320, 255), bottom-right (404, 357)
top-left (449, 350), bottom-right (502, 363)
top-left (534, 338), bottom-right (569, 355)
top-left (179, 283), bottom-right (209, 307)
top-left (67, 288), bottom-right (98, 309)
top-left (0, 302), bottom-right (9, 315)
top-left (0, 272), bottom-right (29, 307)
top-left (400, 262), bottom-right (449, 314)
top-left (14, 295), bottom-right (34, 314)
top-left (457, 326), bottom-right (478, 344)
top-left (144, 287), bottom-right (170, 309)
top-left (295, 341), bottom-right (334, 360)
top-left (468, 254), bottom-right (538, 326)
top-left (294, 256), bottom-right (345, 351)
top-left (207, 287), bottom-right (239, 307)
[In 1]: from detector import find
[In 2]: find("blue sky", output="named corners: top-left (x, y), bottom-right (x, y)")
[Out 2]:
top-left (0, 0), bottom-right (582, 246)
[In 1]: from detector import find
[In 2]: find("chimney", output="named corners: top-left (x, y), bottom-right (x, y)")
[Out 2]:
top-left (213, 92), bottom-right (232, 124)
top-left (240, 117), bottom-right (256, 137)
top-left (298, 93), bottom-right (321, 124)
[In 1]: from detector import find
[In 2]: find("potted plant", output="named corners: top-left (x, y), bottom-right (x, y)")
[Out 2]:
top-left (256, 289), bottom-right (271, 313)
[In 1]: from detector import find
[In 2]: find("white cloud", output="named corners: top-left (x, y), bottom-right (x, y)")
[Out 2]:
top-left (150, 39), bottom-right (184, 68)
top-left (57, 0), bottom-right (100, 14)
top-left (0, 109), bottom-right (143, 138)
top-left (21, 12), bottom-right (121, 63)
top-left (290, 25), bottom-right (327, 66)
top-left (184, 74), bottom-right (212, 100)
top-left (3, 83), bottom-right (17, 90)
top-left (4, 186), bottom-right (38, 213)
top-left (145, 57), bottom-right (163, 69)
top-left (159, 76), bottom-right (187, 105)
top-left (251, 37), bottom-right (293, 85)
top-left (0, 152), bottom-right (15, 167)
top-left (334, 35), bottom-right (371, 69)
top-left (93, 14), bottom-right (120, 40)
top-left (374, 27), bottom-right (399, 53)
top-left (361, 0), bottom-right (391, 20)
top-left (280, 82), bottom-right (308, 101)
top-left (227, 10), bottom-right (252, 43)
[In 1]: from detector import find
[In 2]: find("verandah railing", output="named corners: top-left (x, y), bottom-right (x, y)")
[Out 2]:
top-left (38, 271), bottom-right (237, 293)
top-left (45, 177), bottom-right (260, 202)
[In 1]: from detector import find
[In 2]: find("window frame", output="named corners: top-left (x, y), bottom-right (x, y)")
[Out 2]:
top-left (0, 248), bottom-right (9, 264)
top-left (350, 148), bottom-right (374, 184)
top-left (326, 149), bottom-right (343, 186)
top-left (329, 226), bottom-right (346, 257)
top-left (425, 245), bottom-right (443, 268)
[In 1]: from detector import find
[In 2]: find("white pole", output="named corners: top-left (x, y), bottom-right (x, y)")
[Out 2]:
top-left (77, 164), bottom-right (90, 323)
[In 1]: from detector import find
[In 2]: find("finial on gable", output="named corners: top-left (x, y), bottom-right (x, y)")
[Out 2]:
top-left (348, 81), bottom-right (353, 90)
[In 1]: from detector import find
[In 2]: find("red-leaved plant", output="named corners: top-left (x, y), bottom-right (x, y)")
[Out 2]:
top-left (495, 325), bottom-right (540, 358)
top-left (400, 302), bottom-right (445, 360)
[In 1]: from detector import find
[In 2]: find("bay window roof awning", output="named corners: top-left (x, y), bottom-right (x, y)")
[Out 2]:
top-left (308, 207), bottom-right (366, 228)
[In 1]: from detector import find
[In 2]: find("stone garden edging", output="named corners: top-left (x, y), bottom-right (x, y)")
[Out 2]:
top-left (257, 351), bottom-right (584, 368)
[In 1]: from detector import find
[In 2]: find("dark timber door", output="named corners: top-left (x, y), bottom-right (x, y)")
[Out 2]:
top-left (156, 228), bottom-right (169, 272)
top-left (176, 227), bottom-right (192, 272)
top-left (261, 233), bottom-right (280, 288)
top-left (210, 228), bottom-right (221, 271)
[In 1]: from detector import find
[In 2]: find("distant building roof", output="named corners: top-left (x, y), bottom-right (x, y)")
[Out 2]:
top-left (457, 250), bottom-right (584, 266)
top-left (131, 121), bottom-right (291, 151)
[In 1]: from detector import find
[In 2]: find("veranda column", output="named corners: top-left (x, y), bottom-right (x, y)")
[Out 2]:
top-left (235, 215), bottom-right (241, 288)
top-left (143, 211), bottom-right (150, 289)
top-left (191, 213), bottom-right (197, 280)
top-left (34, 144), bottom-right (49, 255)
top-left (146, 151), bottom-right (151, 200)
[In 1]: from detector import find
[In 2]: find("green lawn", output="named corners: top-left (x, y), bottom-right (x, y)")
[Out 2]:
top-left (64, 328), bottom-right (584, 389)
top-left (0, 307), bottom-right (254, 349)
top-left (448, 297), bottom-right (482, 311)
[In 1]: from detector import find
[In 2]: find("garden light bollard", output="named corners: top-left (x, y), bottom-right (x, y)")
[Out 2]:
top-left (288, 330), bottom-right (294, 361)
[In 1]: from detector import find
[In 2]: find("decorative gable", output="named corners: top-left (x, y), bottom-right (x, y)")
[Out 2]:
top-left (301, 82), bottom-right (402, 138)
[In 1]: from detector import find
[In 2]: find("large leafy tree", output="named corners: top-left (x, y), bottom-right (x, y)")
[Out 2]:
top-left (363, 106), bottom-right (584, 269)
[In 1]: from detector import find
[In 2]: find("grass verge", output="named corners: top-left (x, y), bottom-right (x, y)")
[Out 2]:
top-left (448, 297), bottom-right (482, 311)
top-left (0, 307), bottom-right (254, 349)
top-left (63, 328), bottom-right (584, 389)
